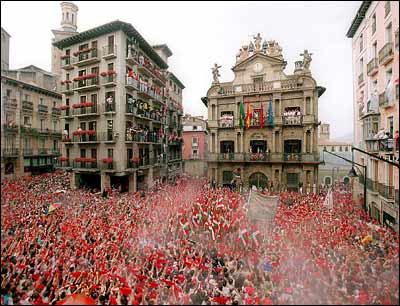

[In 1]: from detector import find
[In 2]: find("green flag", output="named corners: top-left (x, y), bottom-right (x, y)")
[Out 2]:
top-left (239, 100), bottom-right (245, 129)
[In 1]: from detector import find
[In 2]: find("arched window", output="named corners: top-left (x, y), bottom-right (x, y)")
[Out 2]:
top-left (249, 172), bottom-right (268, 189)
top-left (343, 177), bottom-right (350, 184)
top-left (66, 12), bottom-right (69, 21)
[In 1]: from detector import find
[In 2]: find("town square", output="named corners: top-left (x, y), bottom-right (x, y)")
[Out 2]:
top-left (1, 1), bottom-right (399, 305)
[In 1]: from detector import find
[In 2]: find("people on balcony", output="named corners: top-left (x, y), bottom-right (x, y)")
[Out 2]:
top-left (220, 114), bottom-right (234, 127)
top-left (106, 96), bottom-right (114, 112)
top-left (283, 109), bottom-right (302, 124)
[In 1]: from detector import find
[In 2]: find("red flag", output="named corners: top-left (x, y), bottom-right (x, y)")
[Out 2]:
top-left (245, 102), bottom-right (252, 129)
top-left (260, 103), bottom-right (264, 128)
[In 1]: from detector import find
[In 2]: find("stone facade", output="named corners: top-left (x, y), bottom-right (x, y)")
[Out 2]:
top-left (1, 75), bottom-right (62, 179)
top-left (203, 34), bottom-right (325, 191)
top-left (1, 27), bottom-right (10, 71)
top-left (347, 1), bottom-right (399, 231)
top-left (53, 19), bottom-right (183, 192)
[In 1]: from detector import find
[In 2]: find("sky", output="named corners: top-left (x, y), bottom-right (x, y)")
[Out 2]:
top-left (1, 1), bottom-right (361, 139)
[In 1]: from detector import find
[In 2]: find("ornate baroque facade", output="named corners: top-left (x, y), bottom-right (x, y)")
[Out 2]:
top-left (203, 34), bottom-right (325, 191)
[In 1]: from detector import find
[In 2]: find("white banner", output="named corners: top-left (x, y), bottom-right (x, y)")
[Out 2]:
top-left (247, 190), bottom-right (279, 222)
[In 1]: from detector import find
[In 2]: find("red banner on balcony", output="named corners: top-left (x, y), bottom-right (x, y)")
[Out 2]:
top-left (59, 157), bottom-right (69, 162)
top-left (101, 158), bottom-right (113, 164)
top-left (72, 102), bottom-right (95, 108)
top-left (73, 74), bottom-right (97, 81)
top-left (100, 70), bottom-right (116, 77)
top-left (74, 157), bottom-right (96, 163)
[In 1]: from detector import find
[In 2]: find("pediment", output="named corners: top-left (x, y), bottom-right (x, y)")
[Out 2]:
top-left (232, 53), bottom-right (285, 72)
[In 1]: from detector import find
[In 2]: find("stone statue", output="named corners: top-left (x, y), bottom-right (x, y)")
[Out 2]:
top-left (249, 41), bottom-right (254, 53)
top-left (211, 63), bottom-right (222, 83)
top-left (253, 33), bottom-right (262, 52)
top-left (267, 40), bottom-right (283, 57)
top-left (262, 40), bottom-right (268, 54)
top-left (301, 49), bottom-right (313, 70)
top-left (236, 48), bottom-right (243, 63)
top-left (241, 45), bottom-right (249, 60)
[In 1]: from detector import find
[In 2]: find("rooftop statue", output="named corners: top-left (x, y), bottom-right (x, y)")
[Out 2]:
top-left (300, 49), bottom-right (313, 70)
top-left (267, 40), bottom-right (283, 58)
top-left (211, 63), bottom-right (222, 84)
top-left (253, 33), bottom-right (262, 52)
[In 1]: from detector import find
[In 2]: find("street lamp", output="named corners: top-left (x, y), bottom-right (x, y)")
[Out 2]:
top-left (322, 148), bottom-right (367, 212)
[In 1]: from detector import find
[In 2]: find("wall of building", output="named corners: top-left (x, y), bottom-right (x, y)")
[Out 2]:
top-left (1, 28), bottom-right (10, 71)
top-left (183, 160), bottom-right (207, 178)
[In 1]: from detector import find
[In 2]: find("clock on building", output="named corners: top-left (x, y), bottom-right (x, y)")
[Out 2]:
top-left (253, 63), bottom-right (263, 73)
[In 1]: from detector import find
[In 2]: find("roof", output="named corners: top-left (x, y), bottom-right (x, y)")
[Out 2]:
top-left (169, 72), bottom-right (185, 89)
top-left (317, 86), bottom-right (326, 97)
top-left (152, 44), bottom-right (173, 57)
top-left (318, 138), bottom-right (352, 146)
top-left (232, 52), bottom-right (285, 71)
top-left (1, 27), bottom-right (11, 37)
top-left (7, 65), bottom-right (54, 76)
top-left (346, 1), bottom-right (373, 38)
top-left (1, 75), bottom-right (61, 99)
top-left (201, 97), bottom-right (208, 107)
top-left (53, 20), bottom-right (168, 69)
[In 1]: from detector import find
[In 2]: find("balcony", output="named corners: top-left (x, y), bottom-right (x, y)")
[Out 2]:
top-left (73, 160), bottom-right (99, 170)
top-left (50, 130), bottom-right (63, 139)
top-left (38, 148), bottom-right (49, 155)
top-left (395, 29), bottom-right (399, 51)
top-left (23, 148), bottom-right (34, 156)
top-left (104, 101), bottom-right (116, 113)
top-left (60, 83), bottom-right (74, 95)
top-left (58, 160), bottom-right (72, 168)
top-left (52, 107), bottom-right (61, 116)
top-left (366, 178), bottom-right (378, 193)
top-left (101, 73), bottom-right (117, 87)
top-left (62, 137), bottom-right (73, 144)
top-left (38, 129), bottom-right (50, 136)
top-left (101, 160), bottom-right (115, 171)
top-left (73, 77), bottom-right (100, 92)
top-left (101, 131), bottom-right (117, 143)
top-left (282, 115), bottom-right (303, 126)
top-left (378, 183), bottom-right (395, 200)
top-left (3, 123), bottom-right (18, 134)
top-left (367, 58), bottom-right (379, 76)
top-left (38, 104), bottom-right (49, 113)
top-left (20, 126), bottom-right (38, 136)
top-left (219, 116), bottom-right (235, 128)
top-left (73, 133), bottom-right (99, 144)
top-left (127, 160), bottom-right (139, 170)
top-left (125, 76), bottom-right (139, 90)
top-left (73, 49), bottom-right (100, 67)
top-left (22, 100), bottom-right (33, 111)
top-left (3, 96), bottom-right (17, 108)
top-left (358, 73), bottom-right (364, 86)
top-left (379, 91), bottom-right (394, 108)
top-left (61, 56), bottom-right (73, 70)
top-left (61, 108), bottom-right (73, 119)
top-left (138, 157), bottom-right (152, 168)
top-left (378, 42), bottom-right (393, 65)
top-left (102, 45), bottom-right (117, 59)
top-left (2, 148), bottom-right (19, 158)
top-left (384, 0), bottom-right (390, 17)
top-left (52, 149), bottom-right (61, 156)
top-left (73, 104), bottom-right (99, 117)
top-left (245, 152), bottom-right (270, 162)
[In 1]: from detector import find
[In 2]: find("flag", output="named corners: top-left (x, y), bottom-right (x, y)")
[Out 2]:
top-left (267, 96), bottom-right (274, 126)
top-left (245, 102), bottom-right (252, 129)
top-left (239, 100), bottom-right (246, 129)
top-left (260, 102), bottom-right (264, 128)
top-left (247, 190), bottom-right (279, 223)
top-left (46, 203), bottom-right (61, 215)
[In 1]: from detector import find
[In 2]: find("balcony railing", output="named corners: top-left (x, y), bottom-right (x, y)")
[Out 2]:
top-left (73, 133), bottom-right (99, 143)
top-left (3, 124), bottom-right (18, 133)
top-left (125, 76), bottom-right (139, 90)
top-left (245, 152), bottom-right (270, 161)
top-left (23, 148), bottom-right (33, 156)
top-left (73, 161), bottom-right (99, 169)
top-left (384, 0), bottom-right (390, 17)
top-left (74, 77), bottom-right (100, 91)
top-left (219, 117), bottom-right (235, 128)
top-left (73, 49), bottom-right (99, 66)
top-left (61, 57), bottom-right (73, 69)
top-left (102, 131), bottom-right (117, 142)
top-left (378, 183), bottom-right (395, 200)
top-left (58, 160), bottom-right (72, 168)
top-left (127, 160), bottom-right (139, 169)
top-left (284, 153), bottom-right (302, 161)
top-left (102, 45), bottom-right (117, 59)
top-left (282, 115), bottom-right (303, 125)
top-left (101, 74), bottom-right (116, 86)
top-left (60, 83), bottom-right (73, 94)
top-left (379, 91), bottom-right (394, 108)
top-left (366, 178), bottom-right (378, 192)
top-left (22, 100), bottom-right (33, 111)
top-left (138, 157), bottom-right (151, 167)
top-left (3, 96), bottom-right (17, 108)
top-left (38, 148), bottom-right (48, 155)
top-left (395, 29), bottom-right (399, 50)
top-left (52, 107), bottom-right (61, 116)
top-left (378, 42), bottom-right (393, 65)
top-left (358, 73), bottom-right (364, 85)
top-left (2, 148), bottom-right (19, 157)
top-left (38, 104), bottom-right (48, 113)
top-left (104, 101), bottom-right (116, 113)
top-left (101, 161), bottom-right (115, 171)
top-left (367, 58), bottom-right (378, 76)
top-left (73, 104), bottom-right (98, 116)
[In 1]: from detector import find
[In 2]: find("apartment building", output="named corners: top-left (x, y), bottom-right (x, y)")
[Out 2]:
top-left (202, 34), bottom-right (325, 191)
top-left (53, 20), bottom-right (183, 192)
top-left (1, 75), bottom-right (62, 178)
top-left (318, 123), bottom-right (352, 186)
top-left (182, 114), bottom-right (208, 178)
top-left (347, 1), bottom-right (399, 230)
top-left (1, 27), bottom-right (11, 71)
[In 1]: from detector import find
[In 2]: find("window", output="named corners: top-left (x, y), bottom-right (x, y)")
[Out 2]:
top-left (345, 146), bottom-right (349, 152)
top-left (66, 12), bottom-right (69, 21)
top-left (385, 1), bottom-right (391, 17)
top-left (372, 14), bottom-right (376, 34)
top-left (72, 14), bottom-right (74, 24)
top-left (193, 125), bottom-right (198, 130)
top-left (40, 138), bottom-right (45, 149)
top-left (385, 23), bottom-right (392, 43)
top-left (53, 120), bottom-right (57, 131)
top-left (91, 149), bottom-right (97, 159)
top-left (331, 146), bottom-right (335, 152)
top-left (53, 140), bottom-right (58, 150)
top-left (24, 116), bottom-right (31, 126)
top-left (386, 68), bottom-right (393, 85)
top-left (323, 146), bottom-right (327, 151)
top-left (339, 146), bottom-right (343, 152)
top-left (192, 137), bottom-right (198, 145)
top-left (39, 97), bottom-right (44, 105)
top-left (66, 148), bottom-right (70, 158)
top-left (40, 119), bottom-right (45, 130)
top-left (372, 41), bottom-right (377, 58)
top-left (80, 149), bottom-right (86, 158)
top-left (359, 58), bottom-right (363, 74)
top-left (359, 34), bottom-right (363, 52)
top-left (108, 148), bottom-right (113, 158)
top-left (53, 101), bottom-right (57, 107)
top-left (388, 116), bottom-right (393, 138)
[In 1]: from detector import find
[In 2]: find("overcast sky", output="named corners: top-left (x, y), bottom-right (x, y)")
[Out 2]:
top-left (1, 1), bottom-right (361, 139)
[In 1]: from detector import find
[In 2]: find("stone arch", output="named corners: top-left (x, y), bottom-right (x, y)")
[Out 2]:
top-left (343, 176), bottom-right (350, 184)
top-left (5, 162), bottom-right (14, 174)
top-left (248, 172), bottom-right (268, 189)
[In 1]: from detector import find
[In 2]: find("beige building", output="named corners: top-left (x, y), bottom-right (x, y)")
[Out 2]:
top-left (53, 16), bottom-right (183, 192)
top-left (182, 114), bottom-right (208, 178)
top-left (1, 27), bottom-right (11, 71)
top-left (1, 75), bottom-right (62, 178)
top-left (318, 123), bottom-right (352, 186)
top-left (203, 34), bottom-right (325, 191)
top-left (347, 1), bottom-right (399, 230)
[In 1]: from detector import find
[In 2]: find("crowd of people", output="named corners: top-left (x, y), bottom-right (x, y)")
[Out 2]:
top-left (1, 171), bottom-right (399, 305)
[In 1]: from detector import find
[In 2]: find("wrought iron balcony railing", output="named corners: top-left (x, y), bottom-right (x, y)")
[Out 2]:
top-left (2, 148), bottom-right (19, 157)
top-left (367, 58), bottom-right (378, 76)
top-left (38, 104), bottom-right (49, 113)
top-left (378, 42), bottom-right (393, 65)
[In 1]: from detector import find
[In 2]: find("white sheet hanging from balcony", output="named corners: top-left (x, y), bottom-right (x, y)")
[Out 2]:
top-left (385, 79), bottom-right (393, 104)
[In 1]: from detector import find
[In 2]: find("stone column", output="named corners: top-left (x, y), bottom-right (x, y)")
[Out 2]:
top-left (303, 130), bottom-right (307, 153)
top-left (129, 172), bottom-right (137, 193)
top-left (215, 133), bottom-right (218, 153)
top-left (241, 133), bottom-right (244, 152)
top-left (310, 128), bottom-right (314, 153)
top-left (101, 172), bottom-right (111, 192)
top-left (272, 131), bottom-right (276, 152)
top-left (147, 167), bottom-right (154, 188)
